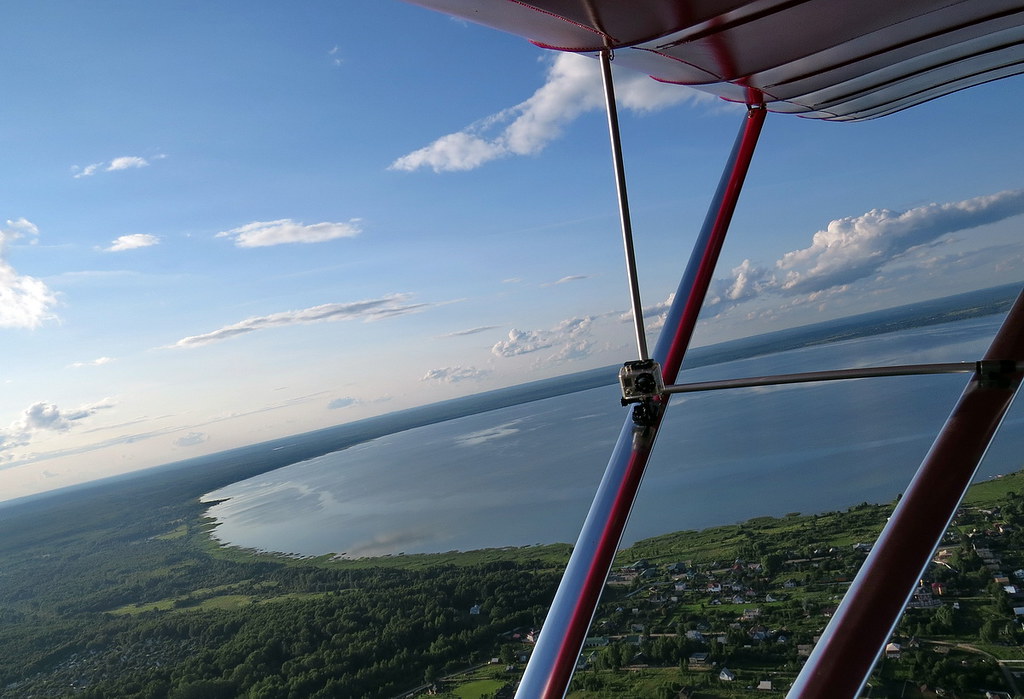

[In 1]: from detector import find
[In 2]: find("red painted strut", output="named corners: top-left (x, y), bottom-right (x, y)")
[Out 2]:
top-left (789, 289), bottom-right (1024, 698)
top-left (515, 104), bottom-right (766, 698)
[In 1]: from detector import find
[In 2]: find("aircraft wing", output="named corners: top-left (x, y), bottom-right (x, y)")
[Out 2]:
top-left (403, 0), bottom-right (1024, 120)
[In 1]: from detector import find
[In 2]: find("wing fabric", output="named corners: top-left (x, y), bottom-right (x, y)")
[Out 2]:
top-left (403, 0), bottom-right (1024, 120)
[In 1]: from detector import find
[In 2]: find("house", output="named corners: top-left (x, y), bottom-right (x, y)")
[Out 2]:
top-left (748, 625), bottom-right (769, 642)
top-left (757, 680), bottom-right (773, 691)
top-left (689, 653), bottom-right (712, 670)
top-left (469, 604), bottom-right (481, 615)
top-left (719, 667), bottom-right (736, 681)
top-left (885, 642), bottom-right (901, 659)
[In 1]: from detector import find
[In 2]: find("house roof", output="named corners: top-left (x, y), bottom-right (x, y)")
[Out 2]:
top-left (401, 0), bottom-right (1024, 121)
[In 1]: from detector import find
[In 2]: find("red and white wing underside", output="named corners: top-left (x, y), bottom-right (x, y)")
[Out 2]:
top-left (404, 0), bottom-right (1024, 120)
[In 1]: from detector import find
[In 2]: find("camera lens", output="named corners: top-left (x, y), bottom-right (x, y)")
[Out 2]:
top-left (634, 373), bottom-right (656, 394)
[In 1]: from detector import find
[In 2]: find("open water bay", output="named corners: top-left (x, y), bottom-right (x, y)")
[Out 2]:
top-left (202, 313), bottom-right (1023, 558)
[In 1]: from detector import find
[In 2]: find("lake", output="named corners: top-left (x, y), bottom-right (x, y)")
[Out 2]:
top-left (202, 312), bottom-right (1023, 558)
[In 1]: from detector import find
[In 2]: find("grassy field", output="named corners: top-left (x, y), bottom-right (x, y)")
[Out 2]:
top-left (962, 469), bottom-right (1024, 508)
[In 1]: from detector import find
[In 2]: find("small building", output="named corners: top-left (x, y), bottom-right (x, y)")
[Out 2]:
top-left (689, 653), bottom-right (712, 670)
top-left (885, 642), bottom-right (902, 659)
top-left (757, 680), bottom-right (773, 691)
top-left (719, 667), bottom-right (736, 681)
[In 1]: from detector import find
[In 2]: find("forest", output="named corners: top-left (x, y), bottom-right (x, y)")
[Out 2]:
top-left (2, 450), bottom-right (1023, 697)
top-left (0, 473), bottom-right (565, 698)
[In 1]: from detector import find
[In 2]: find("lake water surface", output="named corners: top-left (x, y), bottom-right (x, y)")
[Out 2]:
top-left (202, 314), bottom-right (1023, 557)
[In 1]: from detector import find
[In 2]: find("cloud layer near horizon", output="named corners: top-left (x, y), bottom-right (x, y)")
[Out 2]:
top-left (492, 316), bottom-right (595, 362)
top-left (705, 189), bottom-right (1024, 316)
top-left (391, 53), bottom-right (708, 173)
top-left (422, 366), bottom-right (490, 383)
top-left (0, 399), bottom-right (115, 461)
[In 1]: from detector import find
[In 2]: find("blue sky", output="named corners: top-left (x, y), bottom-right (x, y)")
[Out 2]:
top-left (1, 1), bottom-right (1022, 501)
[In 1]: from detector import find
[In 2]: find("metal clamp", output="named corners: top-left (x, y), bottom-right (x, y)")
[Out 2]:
top-left (976, 359), bottom-right (1022, 388)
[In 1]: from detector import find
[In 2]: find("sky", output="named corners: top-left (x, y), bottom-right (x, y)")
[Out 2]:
top-left (1, 1), bottom-right (1023, 502)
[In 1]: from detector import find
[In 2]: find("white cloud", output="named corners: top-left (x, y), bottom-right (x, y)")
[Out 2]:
top-left (0, 218), bottom-right (57, 328)
top-left (170, 293), bottom-right (428, 348)
top-left (73, 155), bottom-right (152, 178)
top-left (216, 219), bottom-right (362, 247)
top-left (174, 432), bottom-right (208, 447)
top-left (107, 156), bottom-right (148, 171)
top-left (492, 328), bottom-right (556, 357)
top-left (328, 45), bottom-right (343, 67)
top-left (68, 356), bottom-right (114, 369)
top-left (492, 315), bottom-right (594, 361)
top-left (704, 189), bottom-right (1024, 316)
top-left (421, 366), bottom-right (490, 383)
top-left (442, 325), bottom-right (499, 337)
top-left (545, 274), bottom-right (589, 286)
top-left (621, 292), bottom-right (675, 331)
top-left (391, 52), bottom-right (706, 173)
top-left (106, 233), bottom-right (159, 252)
top-left (0, 399), bottom-right (115, 459)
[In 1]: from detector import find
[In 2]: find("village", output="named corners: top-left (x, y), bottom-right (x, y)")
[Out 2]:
top-left (423, 476), bottom-right (1024, 698)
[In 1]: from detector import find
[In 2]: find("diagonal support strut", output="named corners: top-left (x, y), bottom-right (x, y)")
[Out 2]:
top-left (788, 289), bottom-right (1024, 698)
top-left (515, 102), bottom-right (766, 698)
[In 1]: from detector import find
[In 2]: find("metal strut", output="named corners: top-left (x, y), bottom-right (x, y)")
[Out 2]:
top-left (600, 49), bottom-right (648, 362)
top-left (515, 103), bottom-right (766, 699)
top-left (788, 289), bottom-right (1024, 698)
top-left (662, 360), bottom-right (1023, 394)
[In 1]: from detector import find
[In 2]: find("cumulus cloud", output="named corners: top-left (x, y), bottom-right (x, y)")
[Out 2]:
top-left (106, 233), bottom-right (159, 252)
top-left (492, 315), bottom-right (594, 361)
top-left (108, 156), bottom-right (149, 171)
top-left (421, 366), bottom-right (490, 383)
top-left (0, 399), bottom-right (115, 458)
top-left (174, 431), bottom-right (207, 447)
top-left (391, 52), bottom-right (706, 173)
top-left (68, 356), bottom-right (114, 369)
top-left (216, 219), bottom-right (362, 247)
top-left (171, 294), bottom-right (428, 348)
top-left (704, 190), bottom-right (1024, 316)
top-left (0, 218), bottom-right (57, 328)
top-left (73, 155), bottom-right (153, 178)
